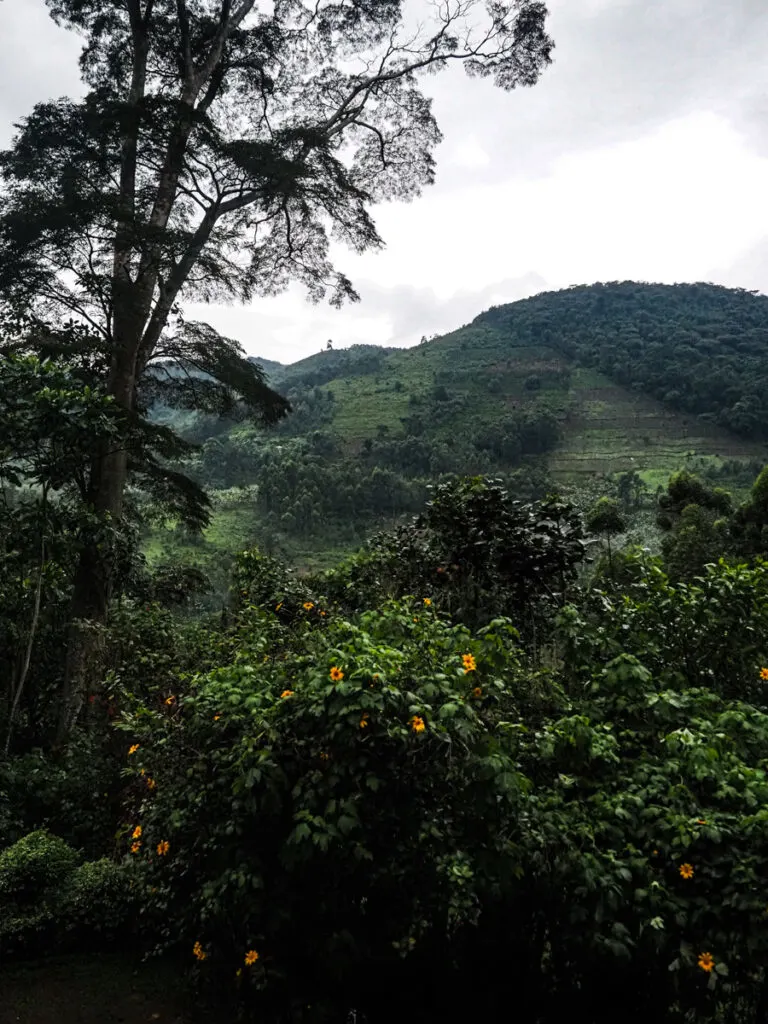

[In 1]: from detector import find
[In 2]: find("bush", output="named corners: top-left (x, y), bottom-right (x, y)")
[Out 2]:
top-left (0, 831), bottom-right (135, 958)
top-left (117, 600), bottom-right (529, 1020)
top-left (0, 830), bottom-right (79, 955)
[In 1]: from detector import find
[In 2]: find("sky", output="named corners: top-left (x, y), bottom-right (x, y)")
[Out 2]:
top-left (2, 0), bottom-right (768, 363)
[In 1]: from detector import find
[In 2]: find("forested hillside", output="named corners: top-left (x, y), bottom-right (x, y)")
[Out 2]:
top-left (148, 282), bottom-right (768, 577)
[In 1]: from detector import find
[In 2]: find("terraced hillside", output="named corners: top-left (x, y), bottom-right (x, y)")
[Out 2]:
top-left (254, 282), bottom-right (768, 481)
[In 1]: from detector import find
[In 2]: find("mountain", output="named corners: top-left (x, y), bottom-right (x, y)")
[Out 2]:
top-left (150, 281), bottom-right (768, 576)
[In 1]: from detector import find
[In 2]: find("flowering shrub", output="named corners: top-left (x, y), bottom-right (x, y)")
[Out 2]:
top-left (119, 600), bottom-right (528, 1017)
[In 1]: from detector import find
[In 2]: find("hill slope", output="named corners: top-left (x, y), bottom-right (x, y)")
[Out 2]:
top-left (150, 282), bottom-right (768, 578)
top-left (255, 281), bottom-right (768, 478)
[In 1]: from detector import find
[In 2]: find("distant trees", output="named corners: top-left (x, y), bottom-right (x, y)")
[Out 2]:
top-left (478, 282), bottom-right (768, 438)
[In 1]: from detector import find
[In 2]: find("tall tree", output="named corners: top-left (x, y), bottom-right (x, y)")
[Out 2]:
top-left (0, 0), bottom-right (552, 734)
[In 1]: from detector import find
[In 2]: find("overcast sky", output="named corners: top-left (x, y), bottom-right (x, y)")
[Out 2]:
top-left (2, 0), bottom-right (768, 364)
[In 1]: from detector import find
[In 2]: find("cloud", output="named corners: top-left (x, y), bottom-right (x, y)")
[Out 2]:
top-left (5, 0), bottom-right (768, 364)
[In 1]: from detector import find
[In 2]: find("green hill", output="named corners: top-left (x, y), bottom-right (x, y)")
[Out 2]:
top-left (149, 281), bottom-right (768, 577)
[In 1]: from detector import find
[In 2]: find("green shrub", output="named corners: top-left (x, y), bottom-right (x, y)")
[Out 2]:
top-left (0, 830), bottom-right (79, 955)
top-left (118, 600), bottom-right (528, 1019)
top-left (0, 831), bottom-right (136, 958)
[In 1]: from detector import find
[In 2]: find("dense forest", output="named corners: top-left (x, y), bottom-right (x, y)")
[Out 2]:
top-left (4, 1), bottom-right (768, 1023)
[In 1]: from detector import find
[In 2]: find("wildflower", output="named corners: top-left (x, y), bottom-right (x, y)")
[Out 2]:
top-left (319, 752), bottom-right (330, 761)
top-left (193, 942), bottom-right (207, 962)
top-left (360, 712), bottom-right (370, 729)
top-left (760, 667), bottom-right (768, 680)
top-left (372, 674), bottom-right (380, 682)
top-left (462, 653), bottom-right (477, 673)
top-left (320, 610), bottom-right (327, 617)
top-left (436, 567), bottom-right (445, 574)
top-left (330, 666), bottom-right (344, 682)
top-left (275, 602), bottom-right (283, 611)
top-left (281, 690), bottom-right (294, 699)
top-left (652, 849), bottom-right (659, 856)
top-left (303, 601), bottom-right (314, 611)
top-left (697, 818), bottom-right (706, 825)
top-left (472, 686), bottom-right (482, 698)
top-left (413, 617), bottom-right (419, 622)
top-left (411, 715), bottom-right (426, 733)
top-left (679, 863), bottom-right (694, 879)
top-left (697, 952), bottom-right (715, 973)
top-left (128, 744), bottom-right (139, 755)
top-left (131, 842), bottom-right (141, 854)
top-left (147, 778), bottom-right (157, 791)
top-left (132, 825), bottom-right (142, 840)
top-left (139, 768), bottom-right (147, 776)
top-left (423, 598), bottom-right (432, 606)
top-left (165, 695), bottom-right (176, 706)
top-left (244, 950), bottom-right (259, 966)
top-left (157, 840), bottom-right (170, 856)
top-left (213, 715), bottom-right (220, 721)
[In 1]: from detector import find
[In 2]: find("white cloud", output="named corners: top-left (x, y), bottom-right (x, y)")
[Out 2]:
top-left (4, 0), bottom-right (768, 364)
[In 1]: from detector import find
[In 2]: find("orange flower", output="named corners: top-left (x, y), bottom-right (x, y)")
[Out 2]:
top-left (462, 653), bottom-right (477, 673)
top-left (760, 667), bottom-right (768, 680)
top-left (193, 941), bottom-right (207, 962)
top-left (128, 744), bottom-right (139, 755)
top-left (359, 712), bottom-right (370, 729)
top-left (330, 666), bottom-right (344, 682)
top-left (423, 598), bottom-right (432, 606)
top-left (132, 825), bottom-right (142, 839)
top-left (472, 686), bottom-right (482, 698)
top-left (303, 601), bottom-right (314, 611)
top-left (165, 695), bottom-right (176, 706)
top-left (157, 840), bottom-right (170, 856)
top-left (411, 715), bottom-right (426, 733)
top-left (696, 818), bottom-right (706, 825)
top-left (130, 841), bottom-right (141, 854)
top-left (679, 863), bottom-right (694, 879)
top-left (244, 950), bottom-right (259, 966)
top-left (213, 715), bottom-right (221, 721)
top-left (280, 690), bottom-right (294, 699)
top-left (275, 602), bottom-right (283, 611)
top-left (697, 952), bottom-right (715, 973)
top-left (147, 777), bottom-right (157, 790)
top-left (320, 610), bottom-right (327, 617)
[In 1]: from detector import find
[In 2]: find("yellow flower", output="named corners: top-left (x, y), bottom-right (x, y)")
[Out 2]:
top-left (423, 598), bottom-right (432, 606)
top-left (411, 715), bottom-right (426, 733)
top-left (132, 825), bottom-right (142, 839)
top-left (319, 610), bottom-right (327, 617)
top-left (157, 840), bottom-right (170, 856)
top-left (359, 712), bottom-right (370, 729)
top-left (192, 941), bottom-right (207, 962)
top-left (128, 744), bottom-right (139, 755)
top-left (244, 949), bottom-right (259, 966)
top-left (303, 601), bottom-right (314, 611)
top-left (760, 667), bottom-right (768, 680)
top-left (281, 689), bottom-right (294, 699)
top-left (130, 841), bottom-right (141, 854)
top-left (275, 602), bottom-right (283, 611)
top-left (696, 818), bottom-right (706, 825)
top-left (679, 863), bottom-right (694, 879)
top-left (462, 653), bottom-right (476, 673)
top-left (697, 952), bottom-right (715, 973)
top-left (165, 695), bottom-right (176, 706)
top-left (147, 778), bottom-right (157, 790)
top-left (213, 715), bottom-right (220, 721)
top-left (472, 686), bottom-right (482, 698)
top-left (330, 666), bottom-right (344, 682)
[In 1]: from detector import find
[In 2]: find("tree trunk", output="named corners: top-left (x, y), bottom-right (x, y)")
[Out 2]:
top-left (57, 339), bottom-right (137, 743)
